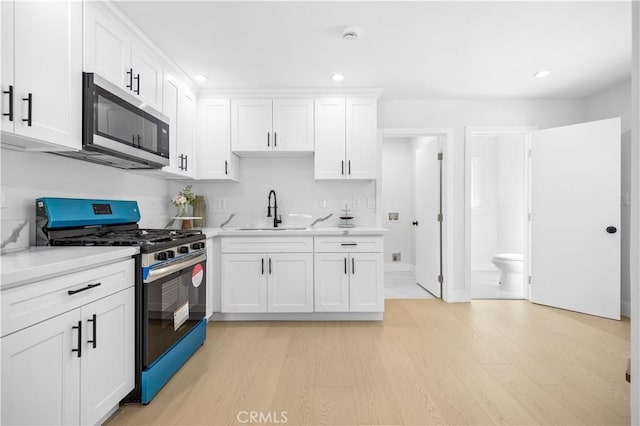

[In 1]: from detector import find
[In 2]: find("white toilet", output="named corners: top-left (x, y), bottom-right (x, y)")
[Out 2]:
top-left (491, 253), bottom-right (524, 293)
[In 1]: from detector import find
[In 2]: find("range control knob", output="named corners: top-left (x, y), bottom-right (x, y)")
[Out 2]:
top-left (191, 242), bottom-right (204, 250)
top-left (155, 251), bottom-right (168, 261)
top-left (178, 246), bottom-right (189, 254)
top-left (166, 250), bottom-right (175, 259)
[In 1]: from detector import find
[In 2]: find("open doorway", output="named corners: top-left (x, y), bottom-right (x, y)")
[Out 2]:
top-left (379, 129), bottom-right (452, 300)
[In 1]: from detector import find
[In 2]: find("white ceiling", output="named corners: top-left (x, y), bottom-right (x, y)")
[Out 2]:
top-left (115, 1), bottom-right (631, 99)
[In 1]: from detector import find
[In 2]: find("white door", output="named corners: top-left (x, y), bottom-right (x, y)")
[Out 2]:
top-left (314, 98), bottom-right (346, 179)
top-left (272, 99), bottom-right (314, 152)
top-left (1, 0), bottom-right (14, 134)
top-left (130, 41), bottom-right (163, 111)
top-left (349, 253), bottom-right (384, 312)
top-left (314, 253), bottom-right (350, 312)
top-left (1, 309), bottom-right (81, 426)
top-left (267, 253), bottom-right (314, 312)
top-left (530, 118), bottom-right (621, 319)
top-left (197, 98), bottom-right (239, 180)
top-left (231, 99), bottom-right (273, 152)
top-left (221, 253), bottom-right (267, 312)
top-left (345, 98), bottom-right (377, 179)
top-left (13, 0), bottom-right (82, 150)
top-left (80, 288), bottom-right (134, 425)
top-left (414, 138), bottom-right (442, 297)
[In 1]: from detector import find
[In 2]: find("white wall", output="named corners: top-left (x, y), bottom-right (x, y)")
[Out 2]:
top-left (496, 134), bottom-right (525, 255)
top-left (182, 156), bottom-right (376, 229)
top-left (0, 148), bottom-right (172, 244)
top-left (381, 137), bottom-right (414, 269)
top-left (585, 78), bottom-right (632, 317)
top-left (379, 98), bottom-right (586, 300)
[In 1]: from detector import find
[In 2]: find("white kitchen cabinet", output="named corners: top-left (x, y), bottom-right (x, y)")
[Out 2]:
top-left (314, 97), bottom-right (377, 180)
top-left (197, 99), bottom-right (240, 180)
top-left (84, 2), bottom-right (163, 111)
top-left (179, 89), bottom-right (197, 176)
top-left (162, 76), bottom-right (197, 179)
top-left (231, 98), bottom-right (313, 154)
top-left (1, 259), bottom-right (134, 426)
top-left (221, 253), bottom-right (268, 312)
top-left (349, 253), bottom-right (384, 312)
top-left (314, 253), bottom-right (350, 312)
top-left (1, 0), bottom-right (82, 151)
top-left (267, 253), bottom-right (313, 313)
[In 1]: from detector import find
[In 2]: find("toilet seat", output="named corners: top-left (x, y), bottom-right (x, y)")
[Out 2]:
top-left (493, 253), bottom-right (523, 262)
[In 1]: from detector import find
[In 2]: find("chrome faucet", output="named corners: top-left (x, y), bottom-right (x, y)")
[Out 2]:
top-left (267, 190), bottom-right (282, 228)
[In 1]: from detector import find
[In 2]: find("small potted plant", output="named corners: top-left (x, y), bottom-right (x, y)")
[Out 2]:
top-left (172, 185), bottom-right (195, 228)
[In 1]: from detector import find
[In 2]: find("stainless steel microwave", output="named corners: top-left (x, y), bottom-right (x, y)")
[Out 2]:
top-left (59, 73), bottom-right (170, 169)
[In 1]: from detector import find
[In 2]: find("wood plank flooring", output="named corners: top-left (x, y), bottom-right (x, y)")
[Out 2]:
top-left (106, 300), bottom-right (630, 425)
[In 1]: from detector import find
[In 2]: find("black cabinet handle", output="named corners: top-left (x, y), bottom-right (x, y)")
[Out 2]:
top-left (178, 154), bottom-right (184, 170)
top-left (3, 85), bottom-right (13, 121)
top-left (225, 160), bottom-right (228, 175)
top-left (134, 73), bottom-right (140, 95)
top-left (348, 160), bottom-right (351, 175)
top-left (67, 282), bottom-right (101, 295)
top-left (412, 221), bottom-right (419, 226)
top-left (341, 243), bottom-right (357, 246)
top-left (137, 134), bottom-right (142, 147)
top-left (344, 257), bottom-right (347, 274)
top-left (274, 132), bottom-right (277, 147)
top-left (87, 314), bottom-right (97, 349)
top-left (131, 135), bottom-right (136, 147)
top-left (261, 258), bottom-right (264, 275)
top-left (184, 155), bottom-right (188, 171)
top-left (72, 321), bottom-right (82, 358)
top-left (22, 93), bottom-right (32, 126)
top-left (126, 68), bottom-right (133, 90)
top-left (341, 160), bottom-right (344, 175)
top-left (606, 226), bottom-right (617, 234)
top-left (269, 258), bottom-right (272, 274)
top-left (267, 132), bottom-right (270, 147)
top-left (352, 257), bottom-right (355, 274)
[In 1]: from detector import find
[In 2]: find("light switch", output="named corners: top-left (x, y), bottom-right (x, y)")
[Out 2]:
top-left (320, 199), bottom-right (327, 209)
top-left (367, 198), bottom-right (375, 209)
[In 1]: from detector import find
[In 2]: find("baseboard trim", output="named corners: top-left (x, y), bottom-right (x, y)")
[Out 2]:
top-left (385, 263), bottom-right (414, 272)
top-left (210, 312), bottom-right (384, 321)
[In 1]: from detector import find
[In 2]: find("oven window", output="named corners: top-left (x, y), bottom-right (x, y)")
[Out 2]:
top-left (144, 261), bottom-right (206, 366)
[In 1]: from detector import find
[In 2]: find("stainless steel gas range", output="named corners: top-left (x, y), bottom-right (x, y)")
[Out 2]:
top-left (36, 197), bottom-right (206, 404)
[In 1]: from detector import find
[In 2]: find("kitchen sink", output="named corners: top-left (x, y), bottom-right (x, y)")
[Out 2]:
top-left (235, 227), bottom-right (308, 231)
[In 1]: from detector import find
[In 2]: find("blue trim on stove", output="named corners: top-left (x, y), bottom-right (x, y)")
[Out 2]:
top-left (141, 319), bottom-right (207, 404)
top-left (36, 197), bottom-right (140, 228)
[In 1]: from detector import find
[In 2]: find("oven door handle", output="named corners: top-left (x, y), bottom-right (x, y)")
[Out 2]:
top-left (144, 253), bottom-right (206, 283)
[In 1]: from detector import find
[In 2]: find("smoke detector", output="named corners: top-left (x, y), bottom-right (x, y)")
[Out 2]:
top-left (342, 27), bottom-right (361, 40)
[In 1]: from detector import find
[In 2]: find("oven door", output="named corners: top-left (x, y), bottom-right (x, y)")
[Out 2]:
top-left (142, 253), bottom-right (206, 367)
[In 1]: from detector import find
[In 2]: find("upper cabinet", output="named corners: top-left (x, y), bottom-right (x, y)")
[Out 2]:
top-left (197, 99), bottom-right (240, 181)
top-left (1, 0), bottom-right (82, 151)
top-left (231, 98), bottom-right (314, 155)
top-left (84, 2), bottom-right (163, 111)
top-left (314, 97), bottom-right (377, 180)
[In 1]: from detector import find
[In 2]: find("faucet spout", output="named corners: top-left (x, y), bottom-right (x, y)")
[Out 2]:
top-left (267, 190), bottom-right (282, 228)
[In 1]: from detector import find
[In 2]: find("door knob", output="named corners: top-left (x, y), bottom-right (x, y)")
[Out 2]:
top-left (412, 221), bottom-right (419, 226)
top-left (606, 226), bottom-right (617, 234)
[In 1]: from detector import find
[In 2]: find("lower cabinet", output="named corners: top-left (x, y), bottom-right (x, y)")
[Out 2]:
top-left (1, 287), bottom-right (134, 425)
top-left (314, 252), bottom-right (384, 312)
top-left (221, 252), bottom-right (313, 313)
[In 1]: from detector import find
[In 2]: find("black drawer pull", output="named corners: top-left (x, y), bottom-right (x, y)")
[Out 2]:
top-left (68, 282), bottom-right (101, 295)
top-left (225, 160), bottom-right (228, 175)
top-left (352, 257), bottom-right (355, 274)
top-left (87, 314), bottom-right (97, 349)
top-left (72, 321), bottom-right (82, 358)
top-left (344, 258), bottom-right (347, 274)
top-left (3, 85), bottom-right (13, 121)
top-left (269, 257), bottom-right (272, 274)
top-left (22, 93), bottom-right (32, 126)
top-left (348, 160), bottom-right (351, 175)
top-left (341, 160), bottom-right (344, 175)
top-left (274, 132), bottom-right (277, 147)
top-left (340, 243), bottom-right (357, 246)
top-left (261, 258), bottom-right (264, 275)
top-left (267, 132), bottom-right (270, 147)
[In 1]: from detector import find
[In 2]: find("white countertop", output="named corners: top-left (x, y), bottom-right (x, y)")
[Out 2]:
top-left (201, 226), bottom-right (387, 238)
top-left (1, 246), bottom-right (139, 290)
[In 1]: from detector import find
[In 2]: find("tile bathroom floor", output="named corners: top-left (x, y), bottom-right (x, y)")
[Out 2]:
top-left (385, 271), bottom-right (436, 299)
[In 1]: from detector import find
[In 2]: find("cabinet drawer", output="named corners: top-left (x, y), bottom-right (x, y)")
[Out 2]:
top-left (1, 259), bottom-right (134, 337)
top-left (314, 236), bottom-right (383, 253)
top-left (221, 237), bottom-right (313, 253)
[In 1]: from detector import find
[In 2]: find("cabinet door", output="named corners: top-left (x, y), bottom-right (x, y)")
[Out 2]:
top-left (272, 99), bottom-right (314, 152)
top-left (130, 40), bottom-right (163, 111)
top-left (13, 0), bottom-right (82, 150)
top-left (267, 253), bottom-right (313, 313)
top-left (314, 98), bottom-right (346, 179)
top-left (221, 253), bottom-right (267, 312)
top-left (162, 75), bottom-right (181, 173)
top-left (314, 253), bottom-right (350, 312)
top-left (349, 253), bottom-right (384, 312)
top-left (179, 89), bottom-right (197, 177)
top-left (231, 99), bottom-right (273, 152)
top-left (80, 287), bottom-right (134, 426)
top-left (1, 1), bottom-right (14, 134)
top-left (197, 99), bottom-right (239, 180)
top-left (345, 98), bottom-right (377, 180)
top-left (83, 2), bottom-right (131, 91)
top-left (1, 309), bottom-right (81, 426)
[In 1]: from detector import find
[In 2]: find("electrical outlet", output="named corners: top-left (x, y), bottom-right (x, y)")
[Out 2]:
top-left (320, 199), bottom-right (327, 209)
top-left (217, 198), bottom-right (226, 211)
top-left (367, 198), bottom-right (375, 209)
top-left (149, 198), bottom-right (157, 210)
top-left (352, 197), bottom-right (359, 209)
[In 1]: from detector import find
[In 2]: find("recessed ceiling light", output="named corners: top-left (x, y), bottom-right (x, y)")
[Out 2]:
top-left (533, 69), bottom-right (551, 79)
top-left (193, 74), bottom-right (208, 82)
top-left (332, 73), bottom-right (344, 82)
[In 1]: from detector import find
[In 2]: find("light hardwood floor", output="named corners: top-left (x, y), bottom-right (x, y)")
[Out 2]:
top-left (107, 300), bottom-right (630, 425)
